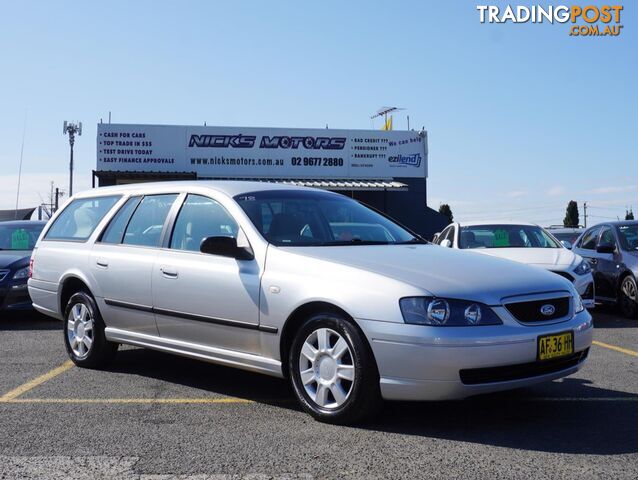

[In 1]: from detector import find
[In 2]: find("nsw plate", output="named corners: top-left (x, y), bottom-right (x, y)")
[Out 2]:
top-left (538, 331), bottom-right (574, 361)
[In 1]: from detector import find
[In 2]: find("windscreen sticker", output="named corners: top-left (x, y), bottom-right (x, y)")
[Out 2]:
top-left (11, 229), bottom-right (30, 249)
top-left (492, 229), bottom-right (510, 247)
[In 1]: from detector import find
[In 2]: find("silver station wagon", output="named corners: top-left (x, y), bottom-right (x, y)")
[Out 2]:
top-left (29, 182), bottom-right (593, 423)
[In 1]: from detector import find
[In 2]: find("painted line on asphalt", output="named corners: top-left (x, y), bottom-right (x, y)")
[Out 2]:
top-left (0, 397), bottom-right (255, 404)
top-left (593, 340), bottom-right (638, 358)
top-left (0, 397), bottom-right (636, 405)
top-left (0, 360), bottom-right (75, 402)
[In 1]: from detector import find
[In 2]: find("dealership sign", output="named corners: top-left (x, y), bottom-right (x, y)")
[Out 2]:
top-left (97, 124), bottom-right (427, 179)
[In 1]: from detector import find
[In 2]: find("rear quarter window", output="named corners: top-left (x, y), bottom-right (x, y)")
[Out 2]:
top-left (44, 195), bottom-right (121, 242)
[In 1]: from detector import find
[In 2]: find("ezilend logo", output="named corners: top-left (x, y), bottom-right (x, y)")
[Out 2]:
top-left (189, 134), bottom-right (255, 148)
top-left (388, 153), bottom-right (422, 167)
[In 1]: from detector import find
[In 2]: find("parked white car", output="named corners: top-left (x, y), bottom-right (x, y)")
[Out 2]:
top-left (29, 183), bottom-right (593, 424)
top-left (434, 221), bottom-right (595, 308)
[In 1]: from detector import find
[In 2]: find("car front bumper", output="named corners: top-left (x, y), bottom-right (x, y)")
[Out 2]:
top-left (357, 308), bottom-right (593, 401)
top-left (571, 273), bottom-right (595, 309)
top-left (0, 282), bottom-right (33, 311)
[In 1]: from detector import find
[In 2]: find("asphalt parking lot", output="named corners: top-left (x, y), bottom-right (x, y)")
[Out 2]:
top-left (1, 309), bottom-right (637, 480)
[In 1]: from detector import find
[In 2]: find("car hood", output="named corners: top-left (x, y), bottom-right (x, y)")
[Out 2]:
top-left (285, 244), bottom-right (572, 305)
top-left (0, 250), bottom-right (31, 269)
top-left (467, 247), bottom-right (577, 269)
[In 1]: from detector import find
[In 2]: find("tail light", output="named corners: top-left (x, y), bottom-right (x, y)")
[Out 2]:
top-left (28, 258), bottom-right (34, 278)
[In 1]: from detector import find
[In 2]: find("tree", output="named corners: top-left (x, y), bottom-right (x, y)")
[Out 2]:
top-left (626, 209), bottom-right (634, 221)
top-left (439, 203), bottom-right (453, 225)
top-left (563, 200), bottom-right (579, 228)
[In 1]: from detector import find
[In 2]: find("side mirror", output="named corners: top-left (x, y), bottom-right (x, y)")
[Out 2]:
top-left (596, 241), bottom-right (615, 254)
top-left (560, 240), bottom-right (573, 250)
top-left (200, 236), bottom-right (254, 260)
top-left (440, 239), bottom-right (452, 248)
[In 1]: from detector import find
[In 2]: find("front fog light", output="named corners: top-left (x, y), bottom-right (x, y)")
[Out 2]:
top-left (464, 304), bottom-right (482, 325)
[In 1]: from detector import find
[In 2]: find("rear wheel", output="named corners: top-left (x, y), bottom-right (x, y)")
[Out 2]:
top-left (64, 291), bottom-right (118, 368)
top-left (289, 313), bottom-right (382, 424)
top-left (618, 275), bottom-right (638, 319)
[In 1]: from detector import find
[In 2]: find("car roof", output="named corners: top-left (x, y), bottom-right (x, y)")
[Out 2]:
top-left (0, 220), bottom-right (47, 226)
top-left (545, 227), bottom-right (583, 233)
top-left (601, 221), bottom-right (638, 227)
top-left (457, 220), bottom-right (539, 227)
top-left (71, 180), bottom-right (324, 199)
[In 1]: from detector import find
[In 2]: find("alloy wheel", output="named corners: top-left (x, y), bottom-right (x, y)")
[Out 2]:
top-left (298, 328), bottom-right (355, 409)
top-left (620, 277), bottom-right (638, 316)
top-left (67, 303), bottom-right (95, 359)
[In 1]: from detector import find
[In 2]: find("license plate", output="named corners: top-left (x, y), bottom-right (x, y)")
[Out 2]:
top-left (538, 331), bottom-right (574, 361)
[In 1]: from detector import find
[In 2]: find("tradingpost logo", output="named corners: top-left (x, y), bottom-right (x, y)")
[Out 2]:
top-left (477, 4), bottom-right (624, 37)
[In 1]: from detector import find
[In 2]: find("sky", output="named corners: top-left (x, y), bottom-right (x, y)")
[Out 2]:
top-left (0, 1), bottom-right (636, 226)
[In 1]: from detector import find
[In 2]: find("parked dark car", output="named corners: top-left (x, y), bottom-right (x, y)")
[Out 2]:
top-left (572, 221), bottom-right (638, 318)
top-left (0, 220), bottom-right (46, 312)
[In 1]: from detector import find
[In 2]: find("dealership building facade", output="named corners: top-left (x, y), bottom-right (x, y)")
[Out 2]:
top-left (93, 123), bottom-right (447, 239)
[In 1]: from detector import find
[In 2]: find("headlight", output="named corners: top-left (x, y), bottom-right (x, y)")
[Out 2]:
top-left (12, 267), bottom-right (29, 280)
top-left (400, 297), bottom-right (502, 326)
top-left (573, 260), bottom-right (591, 276)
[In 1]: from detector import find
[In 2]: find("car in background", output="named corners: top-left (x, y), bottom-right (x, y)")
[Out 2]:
top-left (435, 221), bottom-right (595, 309)
top-left (545, 226), bottom-right (585, 249)
top-left (572, 221), bottom-right (638, 318)
top-left (0, 220), bottom-right (46, 312)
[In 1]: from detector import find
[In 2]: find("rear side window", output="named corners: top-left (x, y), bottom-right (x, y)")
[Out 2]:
top-left (100, 196), bottom-right (142, 244)
top-left (45, 195), bottom-right (120, 241)
top-left (122, 194), bottom-right (178, 247)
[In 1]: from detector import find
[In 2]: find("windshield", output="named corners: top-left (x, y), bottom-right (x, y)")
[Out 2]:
top-left (0, 223), bottom-right (45, 251)
top-left (459, 224), bottom-right (560, 249)
top-left (617, 224), bottom-right (638, 251)
top-left (234, 190), bottom-right (419, 246)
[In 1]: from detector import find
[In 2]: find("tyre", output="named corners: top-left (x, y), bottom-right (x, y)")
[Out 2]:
top-left (618, 275), bottom-right (638, 319)
top-left (63, 291), bottom-right (118, 368)
top-left (288, 312), bottom-right (382, 424)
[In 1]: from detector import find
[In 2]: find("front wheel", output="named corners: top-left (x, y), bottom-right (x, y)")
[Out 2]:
top-left (64, 291), bottom-right (118, 368)
top-left (619, 275), bottom-right (638, 319)
top-left (289, 313), bottom-right (382, 424)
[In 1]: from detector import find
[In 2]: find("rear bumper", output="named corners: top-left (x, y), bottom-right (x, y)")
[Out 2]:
top-left (27, 279), bottom-right (61, 319)
top-left (357, 309), bottom-right (593, 401)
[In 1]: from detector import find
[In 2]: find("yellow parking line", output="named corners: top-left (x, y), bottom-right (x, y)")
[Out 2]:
top-left (2, 398), bottom-right (254, 404)
top-left (0, 360), bottom-right (75, 402)
top-left (593, 340), bottom-right (638, 358)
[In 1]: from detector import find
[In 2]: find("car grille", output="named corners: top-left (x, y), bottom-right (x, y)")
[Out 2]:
top-left (551, 271), bottom-right (574, 282)
top-left (505, 296), bottom-right (571, 323)
top-left (459, 349), bottom-right (589, 385)
top-left (0, 270), bottom-right (9, 282)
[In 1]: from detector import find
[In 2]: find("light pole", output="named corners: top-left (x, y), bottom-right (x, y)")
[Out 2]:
top-left (63, 121), bottom-right (82, 196)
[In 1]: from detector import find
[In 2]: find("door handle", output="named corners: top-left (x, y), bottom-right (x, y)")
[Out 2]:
top-left (96, 259), bottom-right (109, 268)
top-left (160, 266), bottom-right (178, 279)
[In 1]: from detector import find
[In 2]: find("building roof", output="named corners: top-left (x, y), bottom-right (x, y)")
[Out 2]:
top-left (0, 208), bottom-right (36, 221)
